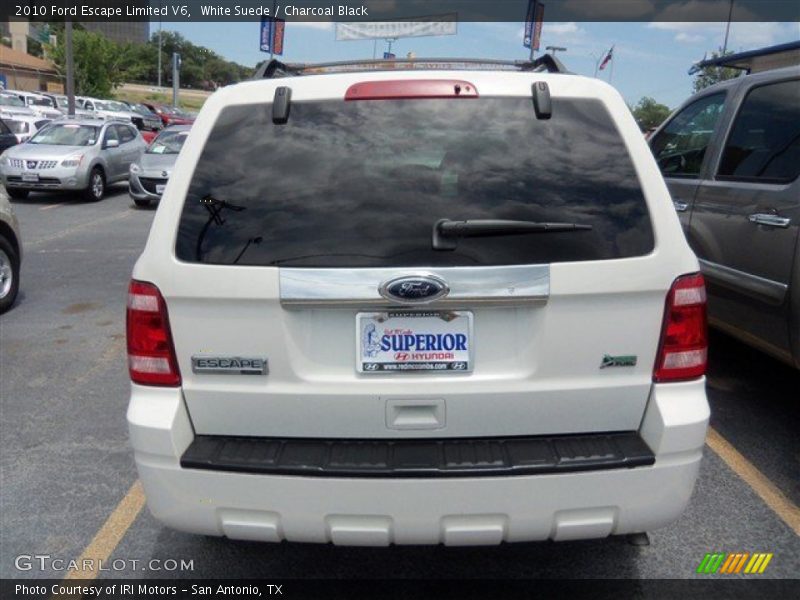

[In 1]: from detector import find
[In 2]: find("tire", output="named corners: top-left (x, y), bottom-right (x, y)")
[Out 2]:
top-left (132, 196), bottom-right (151, 208)
top-left (7, 188), bottom-right (29, 200)
top-left (0, 236), bottom-right (20, 314)
top-left (83, 167), bottom-right (105, 202)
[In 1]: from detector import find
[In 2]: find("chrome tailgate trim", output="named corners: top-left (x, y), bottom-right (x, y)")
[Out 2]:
top-left (279, 265), bottom-right (550, 308)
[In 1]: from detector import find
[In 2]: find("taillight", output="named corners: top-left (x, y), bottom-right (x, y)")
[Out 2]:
top-left (126, 280), bottom-right (181, 386)
top-left (345, 80), bottom-right (479, 101)
top-left (654, 273), bottom-right (708, 382)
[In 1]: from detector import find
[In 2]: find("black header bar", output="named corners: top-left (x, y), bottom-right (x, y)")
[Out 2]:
top-left (3, 0), bottom-right (799, 23)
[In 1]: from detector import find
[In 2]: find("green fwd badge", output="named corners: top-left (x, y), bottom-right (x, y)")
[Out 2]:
top-left (600, 354), bottom-right (638, 368)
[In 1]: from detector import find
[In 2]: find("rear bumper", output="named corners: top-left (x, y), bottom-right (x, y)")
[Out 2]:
top-left (127, 379), bottom-right (709, 545)
top-left (128, 174), bottom-right (163, 201)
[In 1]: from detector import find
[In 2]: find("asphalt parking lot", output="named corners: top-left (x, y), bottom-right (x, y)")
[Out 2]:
top-left (0, 186), bottom-right (798, 584)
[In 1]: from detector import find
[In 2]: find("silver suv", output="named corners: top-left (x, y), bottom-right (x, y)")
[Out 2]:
top-left (0, 118), bottom-right (145, 201)
top-left (650, 63), bottom-right (800, 368)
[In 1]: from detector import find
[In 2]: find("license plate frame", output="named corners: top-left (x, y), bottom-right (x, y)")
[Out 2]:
top-left (155, 184), bottom-right (166, 194)
top-left (356, 310), bottom-right (473, 374)
top-left (21, 173), bottom-right (39, 182)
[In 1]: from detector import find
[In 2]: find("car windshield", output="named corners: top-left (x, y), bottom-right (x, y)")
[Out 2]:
top-left (95, 100), bottom-right (127, 112)
top-left (28, 97), bottom-right (54, 107)
top-left (0, 95), bottom-right (25, 107)
top-left (29, 124), bottom-right (98, 146)
top-left (148, 130), bottom-right (188, 154)
top-left (3, 120), bottom-right (28, 134)
top-left (130, 103), bottom-right (157, 117)
top-left (177, 98), bottom-right (654, 267)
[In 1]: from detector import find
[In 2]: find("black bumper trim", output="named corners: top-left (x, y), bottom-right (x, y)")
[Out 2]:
top-left (180, 432), bottom-right (655, 478)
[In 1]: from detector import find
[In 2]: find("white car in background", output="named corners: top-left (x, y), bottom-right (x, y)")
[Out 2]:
top-left (79, 98), bottom-right (140, 123)
top-left (127, 58), bottom-right (710, 546)
top-left (42, 93), bottom-right (69, 112)
top-left (6, 90), bottom-right (63, 120)
top-left (2, 115), bottom-right (52, 143)
top-left (0, 93), bottom-right (37, 120)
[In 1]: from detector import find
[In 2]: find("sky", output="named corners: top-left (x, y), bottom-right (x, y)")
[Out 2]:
top-left (165, 20), bottom-right (800, 108)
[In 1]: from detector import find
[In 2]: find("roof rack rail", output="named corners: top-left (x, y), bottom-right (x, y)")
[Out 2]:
top-left (253, 55), bottom-right (570, 80)
top-left (688, 40), bottom-right (800, 74)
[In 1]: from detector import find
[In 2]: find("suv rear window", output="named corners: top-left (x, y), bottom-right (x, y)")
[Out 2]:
top-left (176, 97), bottom-right (654, 267)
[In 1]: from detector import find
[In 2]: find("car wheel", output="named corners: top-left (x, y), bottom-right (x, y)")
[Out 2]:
top-left (133, 197), bottom-right (151, 208)
top-left (83, 168), bottom-right (105, 202)
top-left (7, 188), bottom-right (29, 200)
top-left (0, 236), bottom-right (20, 314)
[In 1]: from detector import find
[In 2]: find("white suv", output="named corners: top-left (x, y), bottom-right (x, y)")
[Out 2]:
top-left (126, 58), bottom-right (710, 546)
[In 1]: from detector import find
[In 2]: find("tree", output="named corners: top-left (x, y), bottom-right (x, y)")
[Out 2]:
top-left (47, 27), bottom-right (253, 94)
top-left (692, 50), bottom-right (741, 93)
top-left (128, 31), bottom-right (253, 88)
top-left (47, 27), bottom-right (127, 97)
top-left (631, 97), bottom-right (672, 131)
top-left (27, 38), bottom-right (44, 58)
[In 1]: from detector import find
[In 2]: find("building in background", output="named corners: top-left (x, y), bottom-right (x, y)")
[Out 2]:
top-left (82, 22), bottom-right (149, 45)
top-left (2, 20), bottom-right (148, 55)
top-left (0, 45), bottom-right (62, 92)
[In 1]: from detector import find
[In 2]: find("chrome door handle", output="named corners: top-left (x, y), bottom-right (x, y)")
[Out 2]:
top-left (748, 213), bottom-right (791, 228)
top-left (673, 201), bottom-right (689, 212)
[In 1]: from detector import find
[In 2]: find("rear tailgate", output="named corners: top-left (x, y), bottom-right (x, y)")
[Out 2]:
top-left (136, 71), bottom-right (698, 438)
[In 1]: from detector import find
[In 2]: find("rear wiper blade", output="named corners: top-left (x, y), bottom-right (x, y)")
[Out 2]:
top-left (433, 218), bottom-right (592, 250)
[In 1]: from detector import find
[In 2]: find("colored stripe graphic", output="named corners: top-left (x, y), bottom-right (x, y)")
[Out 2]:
top-left (744, 553), bottom-right (774, 574)
top-left (720, 553), bottom-right (750, 573)
top-left (733, 553), bottom-right (750, 574)
top-left (699, 552), bottom-right (773, 575)
top-left (697, 553), bottom-right (727, 573)
top-left (720, 553), bottom-right (737, 573)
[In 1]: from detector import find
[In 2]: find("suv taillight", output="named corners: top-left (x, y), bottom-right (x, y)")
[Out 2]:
top-left (126, 280), bottom-right (181, 386)
top-left (653, 273), bottom-right (708, 382)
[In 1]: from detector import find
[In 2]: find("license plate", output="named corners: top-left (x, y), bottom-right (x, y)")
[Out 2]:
top-left (357, 311), bottom-right (473, 373)
top-left (156, 184), bottom-right (166, 194)
top-left (22, 173), bottom-right (39, 182)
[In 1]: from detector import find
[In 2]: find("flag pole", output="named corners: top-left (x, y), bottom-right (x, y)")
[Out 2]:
top-left (270, 0), bottom-right (276, 59)
top-left (722, 0), bottom-right (734, 54)
top-left (609, 47), bottom-right (615, 84)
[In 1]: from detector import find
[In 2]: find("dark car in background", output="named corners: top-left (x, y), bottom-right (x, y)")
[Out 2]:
top-left (649, 50), bottom-right (799, 368)
top-left (0, 119), bottom-right (20, 154)
top-left (0, 186), bottom-right (22, 313)
top-left (122, 102), bottom-right (164, 143)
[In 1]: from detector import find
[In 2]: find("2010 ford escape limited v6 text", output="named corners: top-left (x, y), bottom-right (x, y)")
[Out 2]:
top-left (126, 58), bottom-right (710, 545)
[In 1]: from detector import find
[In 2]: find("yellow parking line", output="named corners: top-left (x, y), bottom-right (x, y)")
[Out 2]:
top-left (39, 202), bottom-right (66, 211)
top-left (62, 480), bottom-right (145, 581)
top-left (706, 426), bottom-right (800, 536)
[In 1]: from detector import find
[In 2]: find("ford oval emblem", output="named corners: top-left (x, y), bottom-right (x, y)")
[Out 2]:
top-left (379, 274), bottom-right (449, 304)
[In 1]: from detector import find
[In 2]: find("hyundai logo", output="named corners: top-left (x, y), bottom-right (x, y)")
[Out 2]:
top-left (379, 274), bottom-right (449, 304)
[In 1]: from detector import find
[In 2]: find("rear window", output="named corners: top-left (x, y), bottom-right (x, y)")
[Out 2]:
top-left (176, 97), bottom-right (653, 267)
top-left (3, 120), bottom-right (27, 134)
top-left (28, 96), bottom-right (54, 107)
